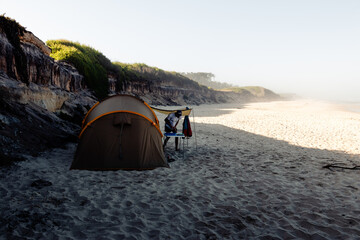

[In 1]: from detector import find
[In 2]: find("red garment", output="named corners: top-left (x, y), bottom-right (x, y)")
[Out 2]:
top-left (182, 115), bottom-right (192, 137)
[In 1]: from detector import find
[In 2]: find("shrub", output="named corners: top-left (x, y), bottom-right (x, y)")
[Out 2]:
top-left (47, 40), bottom-right (110, 99)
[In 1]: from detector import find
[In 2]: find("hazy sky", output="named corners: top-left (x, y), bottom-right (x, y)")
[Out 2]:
top-left (2, 0), bottom-right (360, 101)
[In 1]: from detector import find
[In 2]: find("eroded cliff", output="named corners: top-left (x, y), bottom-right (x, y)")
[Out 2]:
top-left (0, 17), bottom-right (97, 163)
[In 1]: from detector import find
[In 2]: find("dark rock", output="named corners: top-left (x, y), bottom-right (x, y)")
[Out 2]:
top-left (0, 24), bottom-right (92, 165)
top-left (0, 81), bottom-right (80, 162)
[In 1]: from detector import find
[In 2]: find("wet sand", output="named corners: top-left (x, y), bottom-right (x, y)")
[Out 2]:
top-left (1, 100), bottom-right (359, 239)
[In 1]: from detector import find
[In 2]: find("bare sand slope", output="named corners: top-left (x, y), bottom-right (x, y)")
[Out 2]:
top-left (1, 100), bottom-right (359, 239)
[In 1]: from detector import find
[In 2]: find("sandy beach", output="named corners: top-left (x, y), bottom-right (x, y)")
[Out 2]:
top-left (1, 100), bottom-right (360, 239)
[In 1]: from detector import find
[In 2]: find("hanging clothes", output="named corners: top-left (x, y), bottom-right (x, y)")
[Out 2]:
top-left (182, 115), bottom-right (192, 137)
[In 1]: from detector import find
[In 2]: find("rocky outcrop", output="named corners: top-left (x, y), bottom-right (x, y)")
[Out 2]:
top-left (122, 79), bottom-right (230, 106)
top-left (0, 26), bottom-right (95, 110)
top-left (20, 31), bottom-right (51, 56)
top-left (0, 78), bottom-right (78, 164)
top-left (118, 65), bottom-right (281, 106)
top-left (123, 78), bottom-right (281, 106)
top-left (118, 66), bottom-right (233, 106)
top-left (0, 19), bottom-right (97, 164)
top-left (3, 32), bottom-right (86, 92)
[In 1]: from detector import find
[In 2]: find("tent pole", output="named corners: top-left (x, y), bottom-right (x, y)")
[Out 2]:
top-left (192, 109), bottom-right (197, 150)
top-left (183, 137), bottom-right (185, 159)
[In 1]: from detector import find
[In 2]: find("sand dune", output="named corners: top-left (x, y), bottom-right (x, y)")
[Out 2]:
top-left (1, 100), bottom-right (359, 239)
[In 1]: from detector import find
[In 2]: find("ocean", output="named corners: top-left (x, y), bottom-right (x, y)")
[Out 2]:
top-left (339, 101), bottom-right (360, 113)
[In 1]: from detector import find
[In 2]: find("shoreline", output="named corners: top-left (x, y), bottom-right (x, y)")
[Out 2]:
top-left (337, 102), bottom-right (360, 113)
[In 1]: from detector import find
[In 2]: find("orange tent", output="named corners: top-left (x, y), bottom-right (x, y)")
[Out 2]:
top-left (71, 94), bottom-right (168, 170)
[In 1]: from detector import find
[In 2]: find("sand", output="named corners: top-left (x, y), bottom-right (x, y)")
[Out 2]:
top-left (1, 100), bottom-right (360, 239)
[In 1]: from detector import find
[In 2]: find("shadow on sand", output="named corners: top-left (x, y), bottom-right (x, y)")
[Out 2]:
top-left (1, 121), bottom-right (359, 239)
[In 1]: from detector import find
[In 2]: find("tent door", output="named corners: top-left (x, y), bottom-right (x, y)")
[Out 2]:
top-left (118, 123), bottom-right (124, 160)
top-left (113, 114), bottom-right (132, 161)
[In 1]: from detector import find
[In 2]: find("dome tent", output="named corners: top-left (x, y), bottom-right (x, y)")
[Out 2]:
top-left (71, 94), bottom-right (168, 170)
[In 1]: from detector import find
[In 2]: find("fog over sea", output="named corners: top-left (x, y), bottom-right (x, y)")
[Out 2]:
top-left (345, 103), bottom-right (360, 113)
top-left (334, 101), bottom-right (360, 113)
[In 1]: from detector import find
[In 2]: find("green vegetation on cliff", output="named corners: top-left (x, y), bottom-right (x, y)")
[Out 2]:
top-left (223, 86), bottom-right (262, 93)
top-left (47, 40), bottom-right (117, 98)
top-left (46, 40), bottom-right (202, 98)
top-left (181, 72), bottom-right (234, 90)
top-left (115, 62), bottom-right (201, 88)
top-left (222, 86), bottom-right (278, 98)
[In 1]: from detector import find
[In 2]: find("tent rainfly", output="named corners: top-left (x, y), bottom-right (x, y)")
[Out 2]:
top-left (70, 94), bottom-right (169, 170)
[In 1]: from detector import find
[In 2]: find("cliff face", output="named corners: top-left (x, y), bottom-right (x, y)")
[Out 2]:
top-left (2, 31), bottom-right (85, 89)
top-left (118, 64), bottom-right (281, 106)
top-left (118, 65), bottom-right (232, 106)
top-left (0, 29), bottom-right (92, 108)
top-left (122, 78), bottom-right (230, 106)
top-left (0, 22), bottom-right (97, 163)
